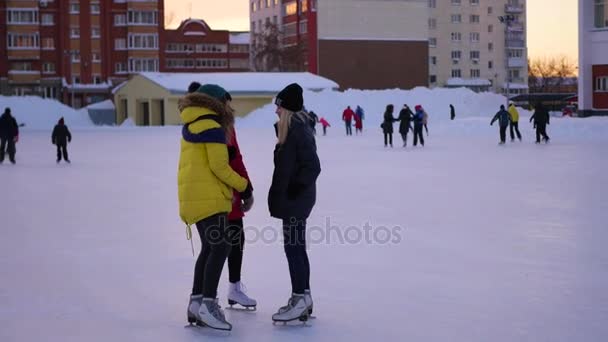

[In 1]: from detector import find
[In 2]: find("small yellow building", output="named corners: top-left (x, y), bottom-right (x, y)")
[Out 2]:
top-left (112, 72), bottom-right (339, 126)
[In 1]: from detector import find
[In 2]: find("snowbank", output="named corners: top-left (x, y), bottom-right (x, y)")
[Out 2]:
top-left (0, 96), bottom-right (93, 129)
top-left (85, 99), bottom-right (115, 111)
top-left (238, 87), bottom-right (517, 128)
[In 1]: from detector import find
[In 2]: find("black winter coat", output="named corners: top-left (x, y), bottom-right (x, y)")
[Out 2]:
top-left (450, 105), bottom-right (456, 120)
top-left (530, 107), bottom-right (550, 125)
top-left (52, 124), bottom-right (72, 145)
top-left (268, 114), bottom-right (321, 220)
top-left (0, 113), bottom-right (19, 139)
top-left (382, 110), bottom-right (397, 134)
top-left (398, 108), bottom-right (413, 134)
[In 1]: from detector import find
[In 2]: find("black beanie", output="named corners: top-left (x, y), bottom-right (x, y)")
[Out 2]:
top-left (275, 83), bottom-right (303, 112)
top-left (187, 81), bottom-right (201, 94)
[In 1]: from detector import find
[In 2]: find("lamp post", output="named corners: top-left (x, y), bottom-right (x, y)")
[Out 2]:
top-left (499, 14), bottom-right (515, 107)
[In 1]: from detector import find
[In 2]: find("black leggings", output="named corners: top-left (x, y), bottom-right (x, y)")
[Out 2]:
top-left (413, 125), bottom-right (424, 146)
top-left (384, 133), bottom-right (393, 146)
top-left (192, 213), bottom-right (230, 298)
top-left (56, 143), bottom-right (69, 161)
top-left (0, 137), bottom-right (16, 162)
top-left (227, 219), bottom-right (245, 283)
top-left (283, 218), bottom-right (310, 294)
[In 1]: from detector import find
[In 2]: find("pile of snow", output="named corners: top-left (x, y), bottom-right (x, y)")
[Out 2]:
top-left (238, 87), bottom-right (517, 128)
top-left (85, 99), bottom-right (115, 111)
top-left (1, 96), bottom-right (93, 129)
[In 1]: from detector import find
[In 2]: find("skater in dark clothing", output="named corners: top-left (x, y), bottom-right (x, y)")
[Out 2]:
top-left (508, 102), bottom-right (522, 141)
top-left (490, 105), bottom-right (511, 144)
top-left (0, 108), bottom-right (19, 164)
top-left (530, 103), bottom-right (551, 144)
top-left (342, 106), bottom-right (355, 136)
top-left (398, 104), bottom-right (413, 147)
top-left (52, 117), bottom-right (72, 163)
top-left (450, 104), bottom-right (456, 120)
top-left (269, 83), bottom-right (321, 323)
top-left (381, 104), bottom-right (397, 147)
top-left (412, 105), bottom-right (425, 146)
top-left (308, 111), bottom-right (319, 135)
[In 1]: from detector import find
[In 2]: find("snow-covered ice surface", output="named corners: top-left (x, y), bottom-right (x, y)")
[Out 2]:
top-left (1, 115), bottom-right (608, 341)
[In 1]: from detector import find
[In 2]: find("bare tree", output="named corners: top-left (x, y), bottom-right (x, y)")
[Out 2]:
top-left (164, 11), bottom-right (176, 28)
top-left (251, 22), bottom-right (308, 72)
top-left (528, 55), bottom-right (577, 92)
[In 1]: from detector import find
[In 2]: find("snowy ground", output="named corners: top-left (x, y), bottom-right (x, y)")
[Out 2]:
top-left (1, 117), bottom-right (608, 342)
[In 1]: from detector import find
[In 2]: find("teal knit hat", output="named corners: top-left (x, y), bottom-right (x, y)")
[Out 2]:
top-left (197, 84), bottom-right (229, 103)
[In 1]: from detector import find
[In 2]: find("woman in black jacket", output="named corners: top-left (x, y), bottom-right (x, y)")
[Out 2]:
top-left (381, 104), bottom-right (397, 147)
top-left (398, 104), bottom-right (413, 147)
top-left (268, 83), bottom-right (321, 323)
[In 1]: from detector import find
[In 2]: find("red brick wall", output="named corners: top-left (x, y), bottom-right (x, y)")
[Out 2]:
top-left (593, 65), bottom-right (608, 109)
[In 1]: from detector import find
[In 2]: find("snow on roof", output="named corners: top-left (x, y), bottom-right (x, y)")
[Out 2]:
top-left (86, 99), bottom-right (115, 110)
top-left (446, 78), bottom-right (492, 87)
top-left (230, 32), bottom-right (250, 45)
top-left (111, 80), bottom-right (128, 94)
top-left (137, 72), bottom-right (339, 94)
top-left (504, 83), bottom-right (530, 89)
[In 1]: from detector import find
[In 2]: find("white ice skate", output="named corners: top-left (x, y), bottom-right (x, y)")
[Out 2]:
top-left (187, 294), bottom-right (203, 325)
top-left (278, 290), bottom-right (314, 317)
top-left (227, 281), bottom-right (257, 310)
top-left (272, 294), bottom-right (309, 324)
top-left (198, 298), bottom-right (232, 331)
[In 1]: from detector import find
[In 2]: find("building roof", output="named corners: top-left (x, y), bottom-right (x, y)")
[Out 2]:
top-left (446, 78), bottom-right (492, 87)
top-left (230, 32), bottom-right (250, 45)
top-left (137, 72), bottom-right (340, 94)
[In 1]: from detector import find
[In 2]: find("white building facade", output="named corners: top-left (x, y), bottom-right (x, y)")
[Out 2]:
top-left (249, 0), bottom-right (283, 37)
top-left (579, 0), bottom-right (608, 116)
top-left (428, 0), bottom-right (528, 95)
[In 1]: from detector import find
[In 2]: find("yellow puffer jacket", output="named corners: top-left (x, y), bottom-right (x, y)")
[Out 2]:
top-left (508, 105), bottom-right (520, 122)
top-left (177, 93), bottom-right (248, 225)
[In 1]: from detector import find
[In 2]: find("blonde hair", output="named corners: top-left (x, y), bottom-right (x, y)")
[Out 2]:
top-left (223, 102), bottom-right (235, 143)
top-left (277, 108), bottom-right (309, 145)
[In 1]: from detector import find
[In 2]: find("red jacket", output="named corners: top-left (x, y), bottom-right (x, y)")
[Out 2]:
top-left (354, 115), bottom-right (362, 129)
top-left (343, 108), bottom-right (356, 122)
top-left (228, 128), bottom-right (252, 221)
top-left (319, 117), bottom-right (330, 127)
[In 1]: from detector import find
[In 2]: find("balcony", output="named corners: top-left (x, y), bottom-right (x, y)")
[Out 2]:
top-left (8, 71), bottom-right (41, 84)
top-left (7, 49), bottom-right (40, 60)
top-left (506, 39), bottom-right (525, 48)
top-left (505, 4), bottom-right (524, 13)
top-left (508, 57), bottom-right (526, 68)
top-left (507, 23), bottom-right (524, 32)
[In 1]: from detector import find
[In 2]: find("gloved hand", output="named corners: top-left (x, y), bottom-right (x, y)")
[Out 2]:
top-left (241, 195), bottom-right (254, 212)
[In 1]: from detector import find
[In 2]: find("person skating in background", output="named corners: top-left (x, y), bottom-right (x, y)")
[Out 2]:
top-left (530, 102), bottom-right (550, 144)
top-left (52, 117), bottom-right (72, 163)
top-left (184, 82), bottom-right (258, 311)
top-left (381, 104), bottom-right (397, 148)
top-left (422, 107), bottom-right (430, 136)
top-left (319, 117), bottom-right (331, 136)
top-left (398, 104), bottom-right (413, 147)
top-left (412, 105), bottom-right (425, 147)
top-left (450, 104), bottom-right (456, 120)
top-left (354, 111), bottom-right (363, 134)
top-left (342, 106), bottom-right (355, 136)
top-left (308, 111), bottom-right (319, 135)
top-left (0, 108), bottom-right (19, 164)
top-left (355, 105), bottom-right (365, 133)
top-left (179, 84), bottom-right (250, 331)
top-left (490, 105), bottom-right (511, 145)
top-left (508, 102), bottom-right (522, 142)
top-left (269, 83), bottom-right (321, 323)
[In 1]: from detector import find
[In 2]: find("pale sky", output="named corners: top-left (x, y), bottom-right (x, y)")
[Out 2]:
top-left (166, 0), bottom-right (578, 62)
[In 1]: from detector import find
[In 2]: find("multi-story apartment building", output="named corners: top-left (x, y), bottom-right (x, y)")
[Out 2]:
top-left (429, 0), bottom-right (528, 95)
top-left (250, 0), bottom-right (282, 34)
top-left (163, 19), bottom-right (250, 73)
top-left (579, 0), bottom-right (608, 116)
top-left (250, 0), bottom-right (429, 90)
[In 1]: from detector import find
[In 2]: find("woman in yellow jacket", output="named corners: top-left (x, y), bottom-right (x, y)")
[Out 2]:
top-left (508, 102), bottom-right (522, 141)
top-left (178, 84), bottom-right (249, 331)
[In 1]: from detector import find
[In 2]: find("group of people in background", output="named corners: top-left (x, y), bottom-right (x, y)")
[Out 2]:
top-left (491, 102), bottom-right (550, 144)
top-left (381, 104), bottom-right (429, 148)
top-left (179, 81), bottom-right (321, 331)
top-left (0, 107), bottom-right (72, 164)
top-left (341, 105), bottom-right (365, 136)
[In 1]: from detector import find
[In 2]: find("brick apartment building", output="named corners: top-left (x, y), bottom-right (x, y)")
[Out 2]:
top-left (0, 0), bottom-right (250, 108)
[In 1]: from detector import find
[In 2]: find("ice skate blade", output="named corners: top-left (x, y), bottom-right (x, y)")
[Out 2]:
top-left (227, 301), bottom-right (257, 311)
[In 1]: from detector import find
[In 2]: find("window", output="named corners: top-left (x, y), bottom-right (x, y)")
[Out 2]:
top-left (470, 51), bottom-right (480, 59)
top-left (286, 2), bottom-right (297, 16)
top-left (488, 61), bottom-right (494, 69)
top-left (72, 52), bottom-right (81, 63)
top-left (488, 25), bottom-right (493, 33)
top-left (72, 76), bottom-right (81, 84)
top-left (596, 76), bottom-right (608, 91)
top-left (252, 1), bottom-right (257, 12)
top-left (43, 62), bottom-right (56, 74)
top-left (430, 75), bottom-right (437, 83)
top-left (488, 6), bottom-right (493, 15)
top-left (93, 76), bottom-right (102, 84)
top-left (300, 21), bottom-right (307, 34)
top-left (11, 62), bottom-right (33, 71)
top-left (508, 49), bottom-right (524, 58)
top-left (470, 0), bottom-right (479, 5)
top-left (451, 50), bottom-right (462, 60)
top-left (428, 18), bottom-right (436, 29)
top-left (70, 2), bottom-right (80, 14)
top-left (92, 53), bottom-right (101, 63)
top-left (70, 28), bottom-right (80, 38)
top-left (275, 0), bottom-right (279, 5)
top-left (92, 27), bottom-right (101, 38)
top-left (451, 0), bottom-right (461, 5)
top-left (430, 56), bottom-right (437, 65)
top-left (488, 42), bottom-right (494, 51)
top-left (451, 69), bottom-right (462, 78)
top-left (42, 87), bottom-right (57, 99)
top-left (115, 62), bottom-right (127, 74)
top-left (429, 38), bottom-right (437, 47)
top-left (115, 38), bottom-right (126, 50)
top-left (194, 44), bottom-right (227, 53)
top-left (127, 10), bottom-right (158, 25)
top-left (7, 33), bottom-right (40, 49)
top-left (470, 15), bottom-right (480, 23)
top-left (451, 32), bottom-right (462, 42)
top-left (266, 0), bottom-right (271, 8)
top-left (114, 14), bottom-right (126, 25)
top-left (91, 3), bottom-right (101, 14)
top-left (194, 59), bottom-right (228, 69)
top-left (251, 21), bottom-right (256, 32)
top-left (41, 14), bottom-right (53, 25)
top-left (128, 34), bottom-right (158, 49)
top-left (595, 0), bottom-right (608, 28)
top-left (429, 0), bottom-right (436, 8)
top-left (42, 37), bottom-right (55, 49)
top-left (7, 9), bottom-right (39, 24)
top-left (451, 15), bottom-right (462, 23)
top-left (128, 58), bottom-right (159, 72)
top-left (470, 69), bottom-right (480, 78)
top-left (273, 15), bottom-right (278, 25)
top-left (470, 32), bottom-right (480, 42)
